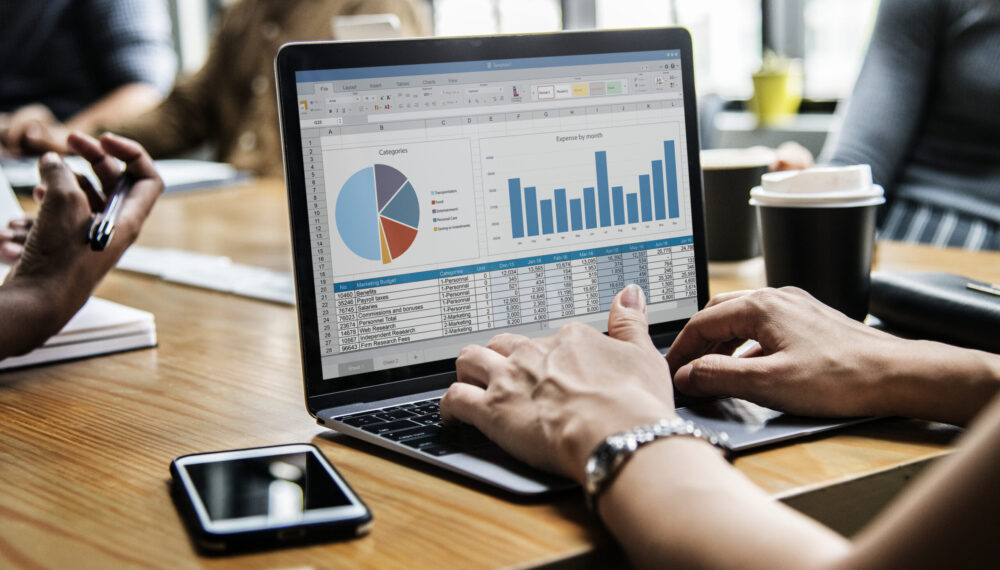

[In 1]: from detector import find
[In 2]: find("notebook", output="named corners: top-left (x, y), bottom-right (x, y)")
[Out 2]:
top-left (0, 165), bottom-right (156, 371)
top-left (275, 28), bottom-right (863, 495)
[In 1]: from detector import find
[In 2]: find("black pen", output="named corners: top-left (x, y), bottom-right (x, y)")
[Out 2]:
top-left (88, 172), bottom-right (134, 251)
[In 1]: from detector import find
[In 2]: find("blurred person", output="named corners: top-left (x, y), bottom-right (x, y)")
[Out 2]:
top-left (0, 0), bottom-right (176, 155)
top-left (440, 285), bottom-right (1000, 568)
top-left (775, 0), bottom-right (1000, 251)
top-left (108, 0), bottom-right (431, 177)
top-left (0, 132), bottom-right (163, 359)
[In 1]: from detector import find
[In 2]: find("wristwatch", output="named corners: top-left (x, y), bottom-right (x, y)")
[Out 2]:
top-left (583, 417), bottom-right (730, 511)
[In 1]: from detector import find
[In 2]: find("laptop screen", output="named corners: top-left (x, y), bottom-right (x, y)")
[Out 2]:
top-left (290, 46), bottom-right (700, 382)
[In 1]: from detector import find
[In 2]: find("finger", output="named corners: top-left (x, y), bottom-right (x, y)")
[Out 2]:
top-left (33, 185), bottom-right (46, 203)
top-left (666, 295), bottom-right (763, 373)
top-left (0, 227), bottom-right (29, 245)
top-left (98, 132), bottom-right (159, 183)
top-left (705, 289), bottom-right (755, 309)
top-left (607, 284), bottom-right (656, 351)
top-left (75, 173), bottom-right (106, 213)
top-left (672, 352), bottom-right (782, 398)
top-left (97, 132), bottom-right (163, 229)
top-left (66, 131), bottom-right (121, 191)
top-left (8, 218), bottom-right (33, 231)
top-left (455, 344), bottom-right (508, 388)
top-left (37, 153), bottom-right (82, 204)
top-left (439, 382), bottom-right (489, 426)
top-left (486, 333), bottom-right (531, 357)
top-left (0, 242), bottom-right (23, 264)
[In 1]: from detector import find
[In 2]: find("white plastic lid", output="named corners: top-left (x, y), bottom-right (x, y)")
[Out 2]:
top-left (749, 165), bottom-right (886, 208)
top-left (701, 147), bottom-right (775, 170)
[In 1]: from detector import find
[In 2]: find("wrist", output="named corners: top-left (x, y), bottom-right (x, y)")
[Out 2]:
top-left (583, 417), bottom-right (729, 510)
top-left (879, 339), bottom-right (1000, 425)
top-left (562, 408), bottom-right (679, 484)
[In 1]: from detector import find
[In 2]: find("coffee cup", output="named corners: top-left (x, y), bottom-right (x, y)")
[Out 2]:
top-left (750, 165), bottom-right (885, 321)
top-left (700, 148), bottom-right (773, 262)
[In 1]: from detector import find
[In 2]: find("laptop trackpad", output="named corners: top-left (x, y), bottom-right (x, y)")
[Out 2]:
top-left (676, 397), bottom-right (870, 452)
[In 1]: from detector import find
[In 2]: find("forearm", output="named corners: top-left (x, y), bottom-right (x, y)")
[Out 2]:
top-left (876, 340), bottom-right (1000, 426)
top-left (65, 84), bottom-right (164, 135)
top-left (598, 437), bottom-right (850, 569)
top-left (0, 277), bottom-right (71, 359)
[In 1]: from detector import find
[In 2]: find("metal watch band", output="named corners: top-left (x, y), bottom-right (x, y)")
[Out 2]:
top-left (583, 417), bottom-right (730, 511)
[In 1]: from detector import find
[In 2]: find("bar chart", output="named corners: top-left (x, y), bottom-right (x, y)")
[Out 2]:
top-left (507, 141), bottom-right (680, 239)
top-left (480, 122), bottom-right (687, 255)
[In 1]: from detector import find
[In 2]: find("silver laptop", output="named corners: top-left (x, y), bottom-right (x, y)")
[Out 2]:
top-left (275, 28), bottom-right (863, 496)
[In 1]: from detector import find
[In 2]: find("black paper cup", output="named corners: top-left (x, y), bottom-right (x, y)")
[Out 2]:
top-left (750, 166), bottom-right (885, 321)
top-left (756, 203), bottom-right (878, 320)
top-left (701, 149), bottom-right (772, 262)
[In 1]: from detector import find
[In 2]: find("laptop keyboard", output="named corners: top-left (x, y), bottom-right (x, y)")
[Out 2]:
top-left (334, 398), bottom-right (492, 457)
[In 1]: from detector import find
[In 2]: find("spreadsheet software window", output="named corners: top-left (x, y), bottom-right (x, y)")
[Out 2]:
top-left (294, 51), bottom-right (698, 379)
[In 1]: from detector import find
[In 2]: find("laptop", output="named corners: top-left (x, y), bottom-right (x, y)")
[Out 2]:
top-left (275, 28), bottom-right (864, 495)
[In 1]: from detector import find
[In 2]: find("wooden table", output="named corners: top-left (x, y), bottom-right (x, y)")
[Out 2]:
top-left (2, 179), bottom-right (998, 568)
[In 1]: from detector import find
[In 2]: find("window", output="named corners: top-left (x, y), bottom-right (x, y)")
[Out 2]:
top-left (432, 0), bottom-right (562, 36)
top-left (803, 0), bottom-right (878, 98)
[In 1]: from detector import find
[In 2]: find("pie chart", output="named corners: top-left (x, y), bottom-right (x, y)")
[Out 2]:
top-left (335, 164), bottom-right (419, 264)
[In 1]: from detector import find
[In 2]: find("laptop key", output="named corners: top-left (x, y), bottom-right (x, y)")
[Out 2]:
top-left (381, 409), bottom-right (418, 420)
top-left (419, 444), bottom-right (458, 457)
top-left (361, 419), bottom-right (421, 435)
top-left (338, 414), bottom-right (382, 427)
top-left (384, 425), bottom-right (445, 443)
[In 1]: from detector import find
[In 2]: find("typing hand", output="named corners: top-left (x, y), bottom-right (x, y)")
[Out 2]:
top-left (5, 132), bottom-right (162, 332)
top-left (668, 288), bottom-right (912, 418)
top-left (440, 285), bottom-right (677, 482)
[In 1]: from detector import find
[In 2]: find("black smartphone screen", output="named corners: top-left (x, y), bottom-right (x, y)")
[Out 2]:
top-left (185, 451), bottom-right (351, 522)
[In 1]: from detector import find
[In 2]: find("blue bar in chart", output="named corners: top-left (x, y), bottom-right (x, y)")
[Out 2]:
top-left (664, 141), bottom-right (679, 219)
top-left (524, 186), bottom-right (539, 236)
top-left (540, 199), bottom-right (554, 235)
top-left (509, 178), bottom-right (524, 239)
top-left (584, 187), bottom-right (597, 229)
top-left (626, 193), bottom-right (639, 224)
top-left (639, 174), bottom-right (652, 222)
top-left (505, 141), bottom-right (681, 238)
top-left (612, 186), bottom-right (625, 225)
top-left (570, 198), bottom-right (583, 231)
top-left (596, 151), bottom-right (612, 227)
top-left (554, 188), bottom-right (569, 233)
top-left (652, 160), bottom-right (666, 220)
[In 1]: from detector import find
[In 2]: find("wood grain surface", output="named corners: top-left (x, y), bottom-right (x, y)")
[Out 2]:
top-left (1, 179), bottom-right (996, 568)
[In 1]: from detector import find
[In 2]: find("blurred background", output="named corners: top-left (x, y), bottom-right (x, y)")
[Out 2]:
top-left (169, 0), bottom-right (878, 156)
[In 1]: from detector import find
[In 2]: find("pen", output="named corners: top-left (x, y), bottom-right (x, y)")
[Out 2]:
top-left (88, 172), bottom-right (134, 251)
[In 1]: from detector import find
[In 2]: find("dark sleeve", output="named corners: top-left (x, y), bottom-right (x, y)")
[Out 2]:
top-left (828, 0), bottom-right (942, 194)
top-left (85, 0), bottom-right (177, 94)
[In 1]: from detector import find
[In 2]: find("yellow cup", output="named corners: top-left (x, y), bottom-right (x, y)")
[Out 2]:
top-left (750, 70), bottom-right (802, 126)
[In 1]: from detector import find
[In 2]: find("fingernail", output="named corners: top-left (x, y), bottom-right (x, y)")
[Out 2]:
top-left (620, 284), bottom-right (645, 311)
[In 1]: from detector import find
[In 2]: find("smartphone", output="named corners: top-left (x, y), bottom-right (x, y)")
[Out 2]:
top-left (170, 443), bottom-right (372, 554)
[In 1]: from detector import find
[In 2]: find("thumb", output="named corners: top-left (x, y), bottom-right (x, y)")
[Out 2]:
top-left (607, 284), bottom-right (656, 351)
top-left (37, 153), bottom-right (79, 203)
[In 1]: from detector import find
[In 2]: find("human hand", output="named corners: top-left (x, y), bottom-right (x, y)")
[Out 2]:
top-left (440, 285), bottom-right (677, 482)
top-left (0, 104), bottom-right (71, 155)
top-left (770, 141), bottom-right (814, 172)
top-left (668, 287), bottom-right (923, 418)
top-left (5, 132), bottom-right (162, 329)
